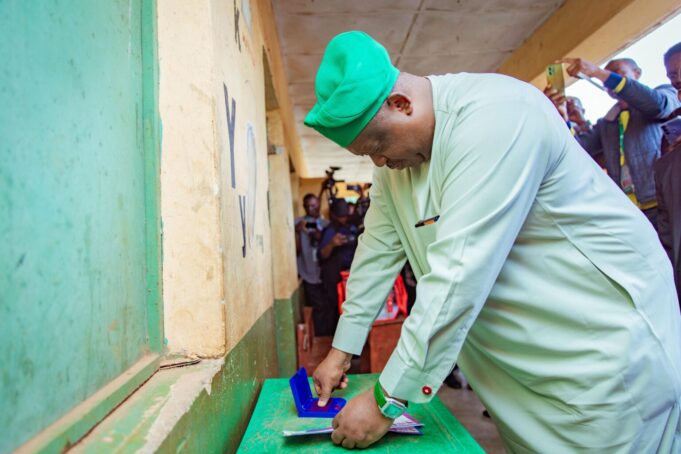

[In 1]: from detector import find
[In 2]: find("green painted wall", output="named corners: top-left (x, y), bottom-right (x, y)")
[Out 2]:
top-left (274, 286), bottom-right (302, 377)
top-left (0, 1), bottom-right (161, 452)
top-left (157, 307), bottom-right (281, 454)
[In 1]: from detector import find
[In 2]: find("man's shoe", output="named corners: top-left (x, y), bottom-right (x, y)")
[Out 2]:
top-left (444, 372), bottom-right (462, 389)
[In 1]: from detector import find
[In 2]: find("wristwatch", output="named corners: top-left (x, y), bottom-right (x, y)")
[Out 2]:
top-left (374, 381), bottom-right (407, 419)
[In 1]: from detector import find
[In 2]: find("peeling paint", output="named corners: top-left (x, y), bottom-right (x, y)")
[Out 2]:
top-left (138, 359), bottom-right (224, 454)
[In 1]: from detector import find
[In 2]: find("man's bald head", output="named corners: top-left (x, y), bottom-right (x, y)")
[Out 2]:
top-left (348, 73), bottom-right (436, 170)
top-left (605, 58), bottom-right (642, 80)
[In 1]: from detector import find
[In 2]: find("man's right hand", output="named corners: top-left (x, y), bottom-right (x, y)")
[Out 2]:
top-left (295, 219), bottom-right (306, 234)
top-left (313, 347), bottom-right (353, 406)
top-left (331, 233), bottom-right (348, 247)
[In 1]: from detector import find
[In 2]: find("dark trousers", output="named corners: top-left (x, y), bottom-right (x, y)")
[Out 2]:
top-left (303, 281), bottom-right (324, 308)
top-left (643, 207), bottom-right (658, 231)
top-left (303, 281), bottom-right (332, 335)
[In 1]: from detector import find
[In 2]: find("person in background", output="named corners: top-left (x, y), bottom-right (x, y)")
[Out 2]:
top-left (561, 95), bottom-right (604, 168)
top-left (295, 194), bottom-right (327, 317)
top-left (316, 199), bottom-right (358, 336)
top-left (661, 41), bottom-right (681, 154)
top-left (654, 41), bottom-right (681, 309)
top-left (546, 57), bottom-right (681, 229)
top-left (347, 201), bottom-right (357, 218)
top-left (566, 96), bottom-right (592, 135)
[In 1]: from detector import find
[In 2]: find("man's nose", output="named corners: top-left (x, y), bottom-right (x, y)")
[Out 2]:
top-left (370, 155), bottom-right (387, 167)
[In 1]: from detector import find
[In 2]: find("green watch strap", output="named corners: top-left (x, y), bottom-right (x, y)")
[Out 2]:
top-left (374, 381), bottom-right (387, 408)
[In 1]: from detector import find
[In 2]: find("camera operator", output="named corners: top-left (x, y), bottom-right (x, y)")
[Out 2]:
top-left (316, 199), bottom-right (359, 336)
top-left (295, 194), bottom-right (327, 316)
top-left (346, 183), bottom-right (372, 234)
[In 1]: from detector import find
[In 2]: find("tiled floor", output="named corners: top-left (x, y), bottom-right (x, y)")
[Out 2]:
top-left (437, 381), bottom-right (505, 453)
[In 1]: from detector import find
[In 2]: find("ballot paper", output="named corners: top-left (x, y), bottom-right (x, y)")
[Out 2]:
top-left (282, 413), bottom-right (423, 437)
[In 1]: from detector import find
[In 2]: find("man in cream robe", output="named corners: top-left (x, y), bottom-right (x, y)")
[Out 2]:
top-left (306, 31), bottom-right (681, 452)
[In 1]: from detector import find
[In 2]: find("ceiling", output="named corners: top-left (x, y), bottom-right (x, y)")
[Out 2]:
top-left (272, 0), bottom-right (565, 182)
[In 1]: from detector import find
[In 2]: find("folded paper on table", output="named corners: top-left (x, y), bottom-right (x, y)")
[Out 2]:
top-left (282, 413), bottom-right (423, 437)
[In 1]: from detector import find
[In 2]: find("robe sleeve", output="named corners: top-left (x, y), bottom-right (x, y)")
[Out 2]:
top-left (331, 172), bottom-right (407, 355)
top-left (379, 98), bottom-right (557, 403)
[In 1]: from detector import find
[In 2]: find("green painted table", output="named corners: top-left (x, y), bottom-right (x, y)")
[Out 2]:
top-left (238, 374), bottom-right (485, 453)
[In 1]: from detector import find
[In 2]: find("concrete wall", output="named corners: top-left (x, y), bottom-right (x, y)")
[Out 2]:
top-left (268, 111), bottom-right (299, 301)
top-left (158, 0), bottom-right (300, 357)
top-left (158, 0), bottom-right (225, 357)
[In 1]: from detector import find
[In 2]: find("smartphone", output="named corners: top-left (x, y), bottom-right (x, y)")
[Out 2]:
top-left (662, 117), bottom-right (681, 145)
top-left (305, 221), bottom-right (317, 229)
top-left (546, 63), bottom-right (566, 95)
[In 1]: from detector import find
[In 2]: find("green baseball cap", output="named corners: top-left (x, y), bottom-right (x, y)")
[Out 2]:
top-left (304, 31), bottom-right (399, 148)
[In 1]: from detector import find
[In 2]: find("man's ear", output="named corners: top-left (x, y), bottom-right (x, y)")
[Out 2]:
top-left (386, 93), bottom-right (413, 115)
top-left (634, 67), bottom-right (642, 80)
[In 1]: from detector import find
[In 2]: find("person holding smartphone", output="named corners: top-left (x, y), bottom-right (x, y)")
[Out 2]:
top-left (545, 56), bottom-right (681, 230)
top-left (317, 199), bottom-right (359, 336)
top-left (295, 194), bottom-right (328, 321)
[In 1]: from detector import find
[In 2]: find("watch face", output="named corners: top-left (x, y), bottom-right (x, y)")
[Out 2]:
top-left (382, 402), bottom-right (405, 419)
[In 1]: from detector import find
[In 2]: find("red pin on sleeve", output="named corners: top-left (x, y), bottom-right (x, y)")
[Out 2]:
top-left (422, 386), bottom-right (432, 395)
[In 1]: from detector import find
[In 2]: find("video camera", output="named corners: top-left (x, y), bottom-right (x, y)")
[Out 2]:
top-left (322, 166), bottom-right (344, 203)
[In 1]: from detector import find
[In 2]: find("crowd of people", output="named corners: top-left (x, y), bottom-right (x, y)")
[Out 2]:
top-left (543, 43), bottom-right (681, 303)
top-left (295, 189), bottom-right (370, 336)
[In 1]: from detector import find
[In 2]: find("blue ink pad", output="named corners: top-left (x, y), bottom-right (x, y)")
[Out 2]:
top-left (289, 367), bottom-right (346, 418)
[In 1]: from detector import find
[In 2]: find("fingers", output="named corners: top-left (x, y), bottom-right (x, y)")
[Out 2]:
top-left (331, 429), bottom-right (343, 445)
top-left (313, 377), bottom-right (322, 396)
top-left (543, 86), bottom-right (565, 102)
top-left (342, 438), bottom-right (356, 449)
top-left (332, 429), bottom-right (359, 450)
top-left (557, 57), bottom-right (582, 77)
top-left (356, 439), bottom-right (372, 449)
top-left (318, 383), bottom-right (332, 407)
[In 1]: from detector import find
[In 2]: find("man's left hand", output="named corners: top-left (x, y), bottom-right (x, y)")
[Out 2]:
top-left (543, 85), bottom-right (568, 121)
top-left (331, 389), bottom-right (393, 449)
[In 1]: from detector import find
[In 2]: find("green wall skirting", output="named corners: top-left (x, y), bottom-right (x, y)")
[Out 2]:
top-left (157, 307), bottom-right (280, 453)
top-left (71, 287), bottom-right (301, 454)
top-left (156, 287), bottom-right (301, 452)
top-left (274, 285), bottom-right (302, 377)
top-left (158, 286), bottom-right (300, 452)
